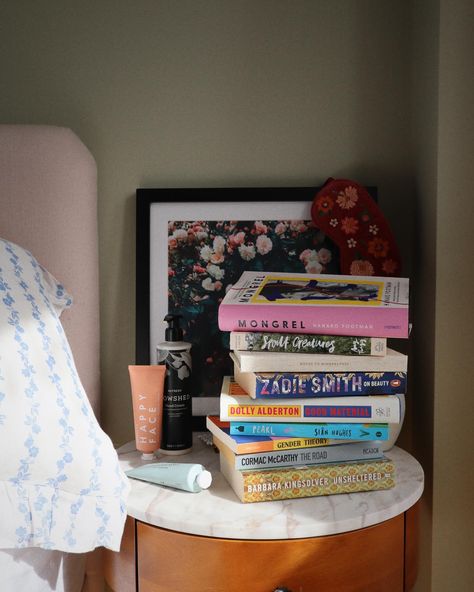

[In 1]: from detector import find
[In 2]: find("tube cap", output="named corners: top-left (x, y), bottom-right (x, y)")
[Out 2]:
top-left (196, 470), bottom-right (212, 490)
top-left (141, 452), bottom-right (156, 461)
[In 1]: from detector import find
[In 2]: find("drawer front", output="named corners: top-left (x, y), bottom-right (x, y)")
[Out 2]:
top-left (137, 515), bottom-right (405, 592)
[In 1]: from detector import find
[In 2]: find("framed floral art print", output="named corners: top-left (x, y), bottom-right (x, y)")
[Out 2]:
top-left (135, 186), bottom-right (376, 428)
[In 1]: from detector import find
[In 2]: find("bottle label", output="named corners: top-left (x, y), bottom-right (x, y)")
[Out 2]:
top-left (158, 349), bottom-right (192, 450)
top-left (157, 350), bottom-right (192, 379)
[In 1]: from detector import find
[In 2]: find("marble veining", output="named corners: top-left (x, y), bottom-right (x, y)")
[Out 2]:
top-left (117, 434), bottom-right (424, 540)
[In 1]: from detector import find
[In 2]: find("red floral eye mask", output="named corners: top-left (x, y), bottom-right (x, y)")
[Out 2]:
top-left (311, 178), bottom-right (402, 276)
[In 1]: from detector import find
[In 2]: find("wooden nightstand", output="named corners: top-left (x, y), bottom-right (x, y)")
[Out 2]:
top-left (105, 437), bottom-right (423, 592)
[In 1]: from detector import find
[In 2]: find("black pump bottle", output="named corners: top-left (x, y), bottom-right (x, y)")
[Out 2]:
top-left (157, 314), bottom-right (193, 454)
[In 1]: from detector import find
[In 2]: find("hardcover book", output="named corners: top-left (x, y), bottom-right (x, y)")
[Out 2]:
top-left (220, 392), bottom-right (401, 424)
top-left (218, 271), bottom-right (410, 338)
top-left (231, 348), bottom-right (407, 373)
top-left (229, 421), bottom-right (389, 441)
top-left (229, 331), bottom-right (387, 356)
top-left (213, 435), bottom-right (383, 470)
top-left (220, 454), bottom-right (396, 503)
top-left (230, 364), bottom-right (407, 398)
top-left (206, 415), bottom-right (333, 454)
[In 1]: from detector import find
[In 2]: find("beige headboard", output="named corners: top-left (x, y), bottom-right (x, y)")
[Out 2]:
top-left (0, 125), bottom-right (100, 416)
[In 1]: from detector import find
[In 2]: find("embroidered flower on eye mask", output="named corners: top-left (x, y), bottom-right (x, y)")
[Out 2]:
top-left (341, 217), bottom-right (359, 235)
top-left (350, 259), bottom-right (375, 276)
top-left (337, 186), bottom-right (359, 209)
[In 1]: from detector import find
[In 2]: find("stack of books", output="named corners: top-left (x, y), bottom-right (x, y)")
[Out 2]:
top-left (209, 271), bottom-right (410, 503)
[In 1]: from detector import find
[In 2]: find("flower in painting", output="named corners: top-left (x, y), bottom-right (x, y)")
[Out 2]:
top-left (228, 231), bottom-right (246, 248)
top-left (350, 259), bottom-right (375, 276)
top-left (341, 217), bottom-right (359, 235)
top-left (214, 281), bottom-right (223, 291)
top-left (168, 237), bottom-right (178, 249)
top-left (382, 259), bottom-right (398, 274)
top-left (238, 244), bottom-right (256, 261)
top-left (314, 195), bottom-right (334, 214)
top-left (256, 235), bottom-right (273, 255)
top-left (299, 249), bottom-right (315, 264)
top-left (368, 237), bottom-right (389, 258)
top-left (254, 221), bottom-right (268, 235)
top-left (210, 252), bottom-right (225, 264)
top-left (200, 245), bottom-right (213, 262)
top-left (207, 264), bottom-right (225, 280)
top-left (329, 218), bottom-right (338, 227)
top-left (337, 186), bottom-right (359, 209)
top-left (290, 220), bottom-right (308, 233)
top-left (318, 248), bottom-right (332, 265)
top-left (301, 249), bottom-right (322, 274)
top-left (193, 264), bottom-right (206, 274)
top-left (173, 228), bottom-right (188, 241)
top-left (196, 230), bottom-right (208, 241)
top-left (347, 238), bottom-right (357, 248)
top-left (305, 260), bottom-right (323, 274)
top-left (275, 222), bottom-right (287, 235)
top-left (213, 236), bottom-right (226, 254)
top-left (369, 224), bottom-right (379, 235)
top-left (202, 277), bottom-right (216, 291)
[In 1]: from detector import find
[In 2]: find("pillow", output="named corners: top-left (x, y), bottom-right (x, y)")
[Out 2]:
top-left (0, 238), bottom-right (130, 553)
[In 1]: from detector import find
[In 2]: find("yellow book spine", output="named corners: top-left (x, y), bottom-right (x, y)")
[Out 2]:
top-left (240, 459), bottom-right (395, 503)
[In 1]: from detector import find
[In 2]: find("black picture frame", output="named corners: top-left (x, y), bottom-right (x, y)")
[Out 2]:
top-left (135, 186), bottom-right (376, 430)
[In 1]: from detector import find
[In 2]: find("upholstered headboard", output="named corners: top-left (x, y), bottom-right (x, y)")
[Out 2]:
top-left (0, 125), bottom-right (100, 415)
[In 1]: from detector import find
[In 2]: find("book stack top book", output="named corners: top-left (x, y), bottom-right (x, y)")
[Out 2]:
top-left (218, 271), bottom-right (410, 338)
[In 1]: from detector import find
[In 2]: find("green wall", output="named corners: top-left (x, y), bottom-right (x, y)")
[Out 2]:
top-left (1, 1), bottom-right (472, 590)
top-left (0, 0), bottom-right (414, 443)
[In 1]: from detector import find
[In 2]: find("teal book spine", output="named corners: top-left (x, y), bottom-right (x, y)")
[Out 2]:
top-left (229, 421), bottom-right (389, 441)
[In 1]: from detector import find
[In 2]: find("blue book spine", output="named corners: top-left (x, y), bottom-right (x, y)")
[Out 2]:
top-left (229, 421), bottom-right (389, 441)
top-left (253, 371), bottom-right (406, 397)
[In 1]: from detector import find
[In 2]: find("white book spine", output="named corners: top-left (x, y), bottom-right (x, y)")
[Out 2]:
top-left (220, 393), bottom-right (401, 424)
top-left (233, 348), bottom-right (406, 373)
top-left (233, 442), bottom-right (383, 470)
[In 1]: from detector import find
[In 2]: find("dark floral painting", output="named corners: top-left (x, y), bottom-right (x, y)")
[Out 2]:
top-left (167, 219), bottom-right (340, 398)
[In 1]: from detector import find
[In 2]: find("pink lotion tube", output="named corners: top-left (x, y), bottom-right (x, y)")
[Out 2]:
top-left (128, 365), bottom-right (166, 460)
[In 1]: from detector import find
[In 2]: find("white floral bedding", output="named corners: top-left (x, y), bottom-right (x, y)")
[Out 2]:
top-left (0, 239), bottom-right (130, 552)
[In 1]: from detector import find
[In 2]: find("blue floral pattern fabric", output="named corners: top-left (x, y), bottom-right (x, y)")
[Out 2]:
top-left (0, 239), bottom-right (130, 552)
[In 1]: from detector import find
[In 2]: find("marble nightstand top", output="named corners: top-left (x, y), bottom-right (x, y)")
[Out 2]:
top-left (117, 434), bottom-right (424, 540)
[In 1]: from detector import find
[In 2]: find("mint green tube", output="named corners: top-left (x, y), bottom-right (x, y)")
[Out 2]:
top-left (126, 462), bottom-right (212, 493)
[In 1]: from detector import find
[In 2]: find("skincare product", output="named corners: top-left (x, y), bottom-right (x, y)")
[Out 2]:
top-left (157, 314), bottom-right (193, 454)
top-left (126, 462), bottom-right (212, 493)
top-left (128, 365), bottom-right (166, 460)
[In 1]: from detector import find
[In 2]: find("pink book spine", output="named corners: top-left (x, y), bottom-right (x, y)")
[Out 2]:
top-left (218, 304), bottom-right (409, 338)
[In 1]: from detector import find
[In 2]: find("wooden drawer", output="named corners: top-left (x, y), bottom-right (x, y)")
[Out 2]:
top-left (136, 515), bottom-right (405, 592)
top-left (105, 505), bottom-right (421, 592)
